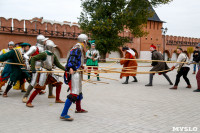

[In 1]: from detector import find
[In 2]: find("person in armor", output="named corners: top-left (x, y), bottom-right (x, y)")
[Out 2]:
top-left (26, 40), bottom-right (65, 107)
top-left (0, 41), bottom-right (15, 94)
top-left (60, 34), bottom-right (88, 121)
top-left (86, 41), bottom-right (100, 81)
top-left (0, 43), bottom-right (31, 97)
top-left (22, 35), bottom-right (55, 103)
top-left (145, 44), bottom-right (173, 87)
top-left (170, 48), bottom-right (191, 90)
top-left (120, 46), bottom-right (138, 84)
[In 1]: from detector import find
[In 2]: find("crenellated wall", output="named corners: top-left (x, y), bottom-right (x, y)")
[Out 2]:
top-left (0, 17), bottom-right (82, 58)
top-left (0, 17), bottom-right (200, 60)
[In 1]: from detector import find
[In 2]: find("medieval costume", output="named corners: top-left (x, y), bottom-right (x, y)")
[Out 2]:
top-left (170, 48), bottom-right (191, 89)
top-left (0, 41), bottom-right (15, 94)
top-left (0, 44), bottom-right (31, 97)
top-left (60, 34), bottom-right (88, 121)
top-left (145, 45), bottom-right (173, 86)
top-left (86, 42), bottom-right (100, 81)
top-left (26, 40), bottom-right (65, 107)
top-left (120, 47), bottom-right (138, 84)
top-left (12, 43), bottom-right (31, 92)
top-left (22, 35), bottom-right (54, 103)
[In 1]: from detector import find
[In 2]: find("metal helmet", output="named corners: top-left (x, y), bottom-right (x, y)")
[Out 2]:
top-left (37, 35), bottom-right (49, 45)
top-left (8, 41), bottom-right (15, 46)
top-left (46, 40), bottom-right (57, 53)
top-left (77, 34), bottom-right (88, 43)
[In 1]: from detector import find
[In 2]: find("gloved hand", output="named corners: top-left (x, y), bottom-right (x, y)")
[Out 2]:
top-left (171, 66), bottom-right (175, 71)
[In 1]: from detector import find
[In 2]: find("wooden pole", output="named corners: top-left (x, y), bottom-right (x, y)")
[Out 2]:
top-left (109, 58), bottom-right (196, 64)
top-left (83, 73), bottom-right (118, 81)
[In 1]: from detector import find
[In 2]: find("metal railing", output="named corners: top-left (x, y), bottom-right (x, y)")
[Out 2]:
top-left (0, 26), bottom-right (81, 39)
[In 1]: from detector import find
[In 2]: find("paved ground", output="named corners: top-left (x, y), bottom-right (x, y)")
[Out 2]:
top-left (0, 63), bottom-right (200, 133)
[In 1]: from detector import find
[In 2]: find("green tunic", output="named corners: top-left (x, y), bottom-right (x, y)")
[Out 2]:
top-left (0, 49), bottom-right (30, 84)
top-left (86, 50), bottom-right (99, 66)
top-left (31, 51), bottom-right (65, 71)
top-left (86, 58), bottom-right (98, 66)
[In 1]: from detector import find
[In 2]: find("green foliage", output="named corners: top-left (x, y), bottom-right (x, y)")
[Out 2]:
top-left (79, 0), bottom-right (172, 56)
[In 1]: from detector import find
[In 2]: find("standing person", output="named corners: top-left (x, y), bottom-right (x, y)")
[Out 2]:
top-left (0, 43), bottom-right (31, 97)
top-left (26, 40), bottom-right (65, 107)
top-left (170, 48), bottom-right (191, 90)
top-left (86, 42), bottom-right (100, 81)
top-left (0, 41), bottom-right (15, 94)
top-left (120, 46), bottom-right (138, 84)
top-left (22, 35), bottom-right (54, 103)
top-left (60, 34), bottom-right (88, 121)
top-left (13, 43), bottom-right (31, 92)
top-left (145, 44), bottom-right (173, 86)
top-left (192, 46), bottom-right (200, 74)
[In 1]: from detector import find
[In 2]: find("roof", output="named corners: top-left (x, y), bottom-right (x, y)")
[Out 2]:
top-left (148, 7), bottom-right (164, 23)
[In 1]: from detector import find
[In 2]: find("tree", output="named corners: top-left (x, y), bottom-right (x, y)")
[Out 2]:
top-left (79, 0), bottom-right (172, 58)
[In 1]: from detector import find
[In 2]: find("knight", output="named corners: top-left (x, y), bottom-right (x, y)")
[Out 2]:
top-left (60, 34), bottom-right (88, 121)
top-left (86, 41), bottom-right (100, 81)
top-left (22, 35), bottom-right (55, 103)
top-left (26, 40), bottom-right (65, 107)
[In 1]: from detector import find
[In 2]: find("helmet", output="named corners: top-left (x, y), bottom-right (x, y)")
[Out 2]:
top-left (46, 40), bottom-right (57, 53)
top-left (37, 35), bottom-right (49, 45)
top-left (77, 34), bottom-right (88, 43)
top-left (8, 41), bottom-right (15, 46)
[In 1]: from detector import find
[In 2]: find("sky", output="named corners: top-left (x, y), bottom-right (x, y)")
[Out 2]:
top-left (0, 0), bottom-right (199, 38)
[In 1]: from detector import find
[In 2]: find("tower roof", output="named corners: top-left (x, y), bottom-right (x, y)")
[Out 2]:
top-left (148, 7), bottom-right (164, 23)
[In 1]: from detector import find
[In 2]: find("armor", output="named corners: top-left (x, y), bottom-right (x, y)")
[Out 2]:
top-left (42, 54), bottom-right (54, 70)
top-left (86, 48), bottom-right (100, 60)
top-left (24, 35), bottom-right (47, 86)
top-left (8, 41), bottom-right (15, 47)
top-left (68, 35), bottom-right (88, 96)
top-left (77, 34), bottom-right (88, 43)
top-left (36, 35), bottom-right (49, 45)
top-left (34, 40), bottom-right (59, 87)
top-left (45, 40), bottom-right (57, 53)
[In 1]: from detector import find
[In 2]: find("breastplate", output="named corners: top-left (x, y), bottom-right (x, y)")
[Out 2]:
top-left (42, 55), bottom-right (54, 70)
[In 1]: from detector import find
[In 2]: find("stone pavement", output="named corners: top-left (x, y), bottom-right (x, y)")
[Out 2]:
top-left (0, 63), bottom-right (200, 133)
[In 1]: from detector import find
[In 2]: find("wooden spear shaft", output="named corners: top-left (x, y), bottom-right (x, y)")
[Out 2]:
top-left (0, 62), bottom-right (25, 66)
top-left (109, 58), bottom-right (196, 64)
top-left (83, 73), bottom-right (118, 81)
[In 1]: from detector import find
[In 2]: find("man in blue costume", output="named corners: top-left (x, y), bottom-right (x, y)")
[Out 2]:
top-left (60, 34), bottom-right (88, 121)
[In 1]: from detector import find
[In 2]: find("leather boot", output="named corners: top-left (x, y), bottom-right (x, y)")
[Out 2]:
top-left (97, 74), bottom-right (100, 81)
top-left (3, 82), bottom-right (13, 97)
top-left (193, 71), bottom-right (196, 74)
top-left (170, 86), bottom-right (178, 90)
top-left (186, 85), bottom-right (192, 88)
top-left (122, 76), bottom-right (129, 84)
top-left (132, 76), bottom-right (138, 82)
